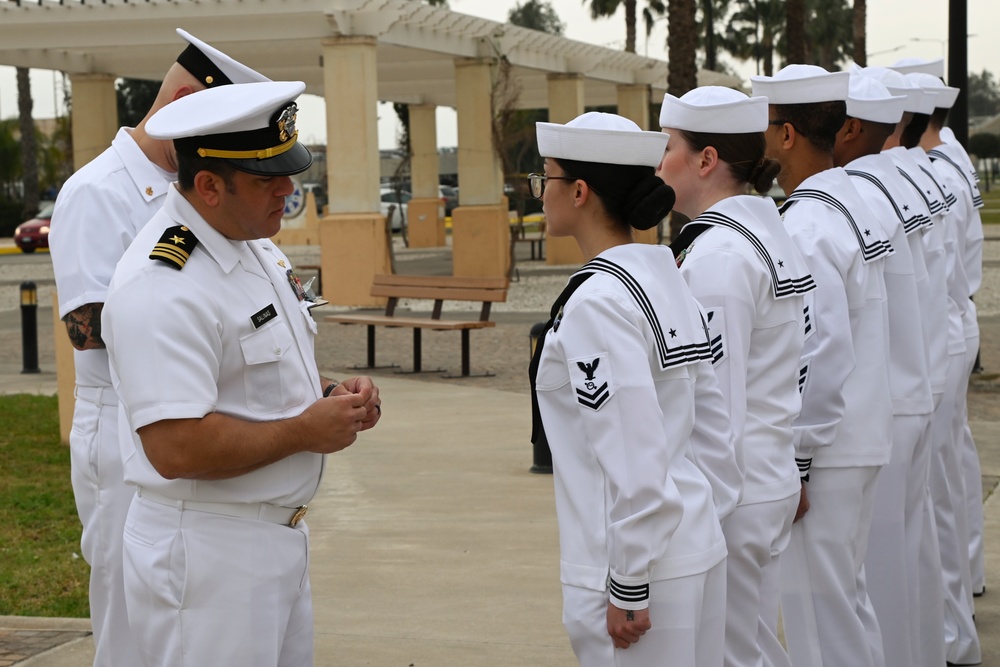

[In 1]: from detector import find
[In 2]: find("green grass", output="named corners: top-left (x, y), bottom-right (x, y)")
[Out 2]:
top-left (0, 394), bottom-right (89, 617)
top-left (979, 180), bottom-right (1000, 225)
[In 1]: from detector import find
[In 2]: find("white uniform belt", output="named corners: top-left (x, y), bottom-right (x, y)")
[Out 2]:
top-left (75, 385), bottom-right (118, 407)
top-left (136, 487), bottom-right (308, 527)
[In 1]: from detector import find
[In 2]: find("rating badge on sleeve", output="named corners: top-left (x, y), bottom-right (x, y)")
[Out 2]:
top-left (571, 352), bottom-right (613, 411)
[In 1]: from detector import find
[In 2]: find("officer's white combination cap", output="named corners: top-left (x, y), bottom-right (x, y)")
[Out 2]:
top-left (176, 28), bottom-right (270, 87)
top-left (659, 86), bottom-right (768, 133)
top-left (906, 71), bottom-right (959, 109)
top-left (750, 64), bottom-right (850, 104)
top-left (847, 75), bottom-right (907, 124)
top-left (853, 65), bottom-right (933, 115)
top-left (146, 80), bottom-right (312, 176)
top-left (536, 112), bottom-right (668, 167)
top-left (891, 57), bottom-right (946, 79)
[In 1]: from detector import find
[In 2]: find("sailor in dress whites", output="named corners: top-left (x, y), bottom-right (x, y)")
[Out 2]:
top-left (907, 67), bottom-right (988, 604)
top-left (101, 81), bottom-right (381, 666)
top-left (831, 75), bottom-right (935, 667)
top-left (860, 65), bottom-right (956, 666)
top-left (46, 29), bottom-right (269, 667)
top-left (529, 112), bottom-right (737, 667)
top-left (751, 65), bottom-right (894, 667)
top-left (655, 87), bottom-right (814, 667)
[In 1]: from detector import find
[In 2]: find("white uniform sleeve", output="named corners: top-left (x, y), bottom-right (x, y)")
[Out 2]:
top-left (104, 269), bottom-right (220, 429)
top-left (688, 357), bottom-right (741, 521)
top-left (559, 292), bottom-right (686, 609)
top-left (787, 226), bottom-right (855, 470)
top-left (50, 183), bottom-right (137, 318)
top-left (965, 207), bottom-right (983, 298)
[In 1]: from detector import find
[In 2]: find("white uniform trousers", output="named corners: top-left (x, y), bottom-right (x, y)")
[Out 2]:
top-left (562, 562), bottom-right (726, 667)
top-left (908, 411), bottom-right (947, 667)
top-left (930, 352), bottom-right (981, 665)
top-left (959, 325), bottom-right (985, 595)
top-left (68, 391), bottom-right (140, 667)
top-left (123, 494), bottom-right (314, 667)
top-left (722, 497), bottom-right (797, 667)
top-left (779, 465), bottom-right (884, 667)
top-left (865, 414), bottom-right (923, 667)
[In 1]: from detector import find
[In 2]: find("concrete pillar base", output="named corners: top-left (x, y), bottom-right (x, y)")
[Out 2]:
top-left (320, 213), bottom-right (392, 307)
top-left (452, 205), bottom-right (510, 278)
top-left (546, 234), bottom-right (584, 266)
top-left (407, 198), bottom-right (446, 247)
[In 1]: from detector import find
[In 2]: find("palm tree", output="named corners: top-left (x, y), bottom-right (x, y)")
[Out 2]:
top-left (587, 0), bottom-right (640, 53)
top-left (852, 0), bottom-right (867, 66)
top-left (806, 0), bottom-right (853, 70)
top-left (786, 0), bottom-right (806, 64)
top-left (667, 0), bottom-right (698, 95)
top-left (722, 0), bottom-right (784, 76)
top-left (16, 67), bottom-right (39, 219)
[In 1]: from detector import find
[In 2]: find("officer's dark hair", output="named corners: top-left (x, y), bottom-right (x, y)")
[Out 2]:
top-left (902, 113), bottom-right (931, 149)
top-left (676, 129), bottom-right (782, 194)
top-left (176, 143), bottom-right (239, 193)
top-left (553, 158), bottom-right (676, 232)
top-left (772, 101), bottom-right (847, 154)
top-left (929, 105), bottom-right (950, 129)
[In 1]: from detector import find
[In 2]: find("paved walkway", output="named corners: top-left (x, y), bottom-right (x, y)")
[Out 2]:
top-left (2, 239), bottom-right (1000, 665)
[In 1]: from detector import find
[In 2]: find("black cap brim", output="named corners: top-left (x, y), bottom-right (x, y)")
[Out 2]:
top-left (225, 142), bottom-right (313, 177)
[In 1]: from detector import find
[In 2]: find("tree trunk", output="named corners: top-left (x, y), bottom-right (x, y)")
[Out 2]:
top-left (785, 0), bottom-right (806, 65)
top-left (625, 0), bottom-right (637, 53)
top-left (668, 0), bottom-right (698, 96)
top-left (16, 67), bottom-right (39, 219)
top-left (704, 0), bottom-right (716, 71)
top-left (853, 0), bottom-right (867, 67)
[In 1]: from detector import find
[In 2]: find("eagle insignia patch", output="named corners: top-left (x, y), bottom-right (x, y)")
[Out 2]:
top-left (571, 352), bottom-right (613, 411)
top-left (149, 225), bottom-right (199, 270)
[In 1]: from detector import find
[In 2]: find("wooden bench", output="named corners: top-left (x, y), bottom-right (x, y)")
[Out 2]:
top-left (324, 274), bottom-right (509, 377)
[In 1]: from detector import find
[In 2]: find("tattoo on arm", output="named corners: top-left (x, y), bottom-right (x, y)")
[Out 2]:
top-left (63, 303), bottom-right (106, 350)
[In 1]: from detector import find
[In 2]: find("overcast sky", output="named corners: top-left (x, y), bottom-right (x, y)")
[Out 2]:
top-left (1, 0), bottom-right (996, 148)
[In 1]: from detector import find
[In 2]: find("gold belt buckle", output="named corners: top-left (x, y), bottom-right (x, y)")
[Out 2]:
top-left (289, 505), bottom-right (308, 527)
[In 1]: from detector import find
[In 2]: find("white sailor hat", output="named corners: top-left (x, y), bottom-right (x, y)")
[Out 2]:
top-left (750, 64), bottom-right (850, 104)
top-left (847, 75), bottom-right (907, 124)
top-left (536, 112), bottom-right (668, 167)
top-left (176, 28), bottom-right (270, 88)
top-left (891, 57), bottom-right (946, 79)
top-left (853, 66), bottom-right (930, 115)
top-left (659, 86), bottom-right (768, 133)
top-left (906, 72), bottom-right (959, 109)
top-left (146, 80), bottom-right (312, 176)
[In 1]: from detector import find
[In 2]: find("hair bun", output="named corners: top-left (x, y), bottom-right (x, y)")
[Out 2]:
top-left (748, 157), bottom-right (782, 195)
top-left (624, 175), bottom-right (675, 231)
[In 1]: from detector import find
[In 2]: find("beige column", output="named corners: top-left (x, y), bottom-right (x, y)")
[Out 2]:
top-left (56, 74), bottom-right (118, 442)
top-left (617, 84), bottom-right (660, 245)
top-left (69, 73), bottom-right (118, 169)
top-left (319, 36), bottom-right (390, 306)
top-left (546, 73), bottom-right (586, 266)
top-left (451, 58), bottom-right (509, 278)
top-left (407, 104), bottom-right (446, 247)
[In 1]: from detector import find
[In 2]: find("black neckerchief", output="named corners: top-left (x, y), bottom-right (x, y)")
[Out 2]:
top-left (669, 223), bottom-right (713, 262)
top-left (529, 271), bottom-right (594, 449)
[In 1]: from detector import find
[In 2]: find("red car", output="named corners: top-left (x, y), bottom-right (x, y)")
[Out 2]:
top-left (13, 202), bottom-right (53, 253)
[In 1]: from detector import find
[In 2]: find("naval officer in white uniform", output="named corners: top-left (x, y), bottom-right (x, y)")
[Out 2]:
top-left (529, 112), bottom-right (737, 667)
top-left (47, 29), bottom-right (269, 667)
top-left (751, 65), bottom-right (894, 667)
top-left (102, 81), bottom-right (381, 666)
top-left (656, 86), bottom-right (814, 667)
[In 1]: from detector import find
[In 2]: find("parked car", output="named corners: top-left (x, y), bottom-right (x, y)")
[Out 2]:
top-left (14, 202), bottom-right (54, 253)
top-left (380, 187), bottom-right (411, 232)
top-left (440, 185), bottom-right (459, 216)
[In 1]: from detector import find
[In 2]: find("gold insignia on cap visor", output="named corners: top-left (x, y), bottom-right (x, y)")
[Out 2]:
top-left (196, 102), bottom-right (299, 160)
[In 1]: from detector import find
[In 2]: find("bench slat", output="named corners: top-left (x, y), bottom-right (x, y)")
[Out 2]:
top-left (370, 284), bottom-right (507, 302)
top-left (373, 274), bottom-right (508, 290)
top-left (325, 314), bottom-right (496, 331)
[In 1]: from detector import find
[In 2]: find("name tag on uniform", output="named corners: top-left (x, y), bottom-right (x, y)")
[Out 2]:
top-left (251, 304), bottom-right (278, 329)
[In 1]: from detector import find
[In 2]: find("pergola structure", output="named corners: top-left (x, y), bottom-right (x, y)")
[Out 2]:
top-left (0, 0), bottom-right (740, 287)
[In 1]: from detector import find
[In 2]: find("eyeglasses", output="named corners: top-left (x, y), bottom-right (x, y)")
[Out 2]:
top-left (527, 173), bottom-right (577, 200)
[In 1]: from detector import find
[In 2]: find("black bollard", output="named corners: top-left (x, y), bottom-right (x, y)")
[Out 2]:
top-left (20, 281), bottom-right (40, 374)
top-left (529, 321), bottom-right (552, 474)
